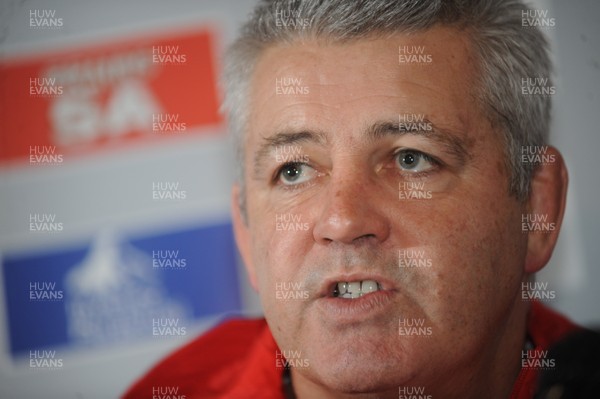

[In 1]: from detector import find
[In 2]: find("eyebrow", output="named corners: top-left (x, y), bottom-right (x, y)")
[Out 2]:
top-left (254, 130), bottom-right (327, 175)
top-left (253, 119), bottom-right (471, 175)
top-left (366, 120), bottom-right (471, 163)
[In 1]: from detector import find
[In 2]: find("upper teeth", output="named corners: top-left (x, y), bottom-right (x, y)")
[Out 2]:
top-left (333, 280), bottom-right (380, 298)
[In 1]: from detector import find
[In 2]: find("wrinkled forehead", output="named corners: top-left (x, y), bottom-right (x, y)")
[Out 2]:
top-left (246, 26), bottom-right (483, 144)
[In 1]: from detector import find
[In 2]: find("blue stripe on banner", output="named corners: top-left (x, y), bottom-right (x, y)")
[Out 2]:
top-left (2, 222), bottom-right (241, 358)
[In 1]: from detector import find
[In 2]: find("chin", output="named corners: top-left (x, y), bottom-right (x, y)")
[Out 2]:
top-left (302, 365), bottom-right (403, 394)
top-left (302, 347), bottom-right (415, 394)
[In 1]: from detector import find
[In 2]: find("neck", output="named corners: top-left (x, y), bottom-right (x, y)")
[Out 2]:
top-left (431, 299), bottom-right (528, 399)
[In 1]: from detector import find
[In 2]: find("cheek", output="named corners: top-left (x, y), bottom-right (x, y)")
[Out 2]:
top-left (412, 189), bottom-right (524, 327)
top-left (249, 208), bottom-right (314, 309)
top-left (250, 226), bottom-right (312, 346)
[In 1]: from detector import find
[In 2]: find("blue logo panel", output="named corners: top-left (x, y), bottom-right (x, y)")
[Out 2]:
top-left (2, 222), bottom-right (241, 357)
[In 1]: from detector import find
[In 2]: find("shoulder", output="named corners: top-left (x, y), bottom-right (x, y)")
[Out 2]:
top-left (122, 318), bottom-right (270, 398)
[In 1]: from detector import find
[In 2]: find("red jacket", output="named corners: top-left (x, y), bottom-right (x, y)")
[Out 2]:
top-left (123, 301), bottom-right (578, 399)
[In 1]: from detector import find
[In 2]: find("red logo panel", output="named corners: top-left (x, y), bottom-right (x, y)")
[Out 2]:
top-left (0, 29), bottom-right (223, 164)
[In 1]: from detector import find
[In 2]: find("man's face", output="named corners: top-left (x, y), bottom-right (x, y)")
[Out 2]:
top-left (235, 27), bottom-right (528, 393)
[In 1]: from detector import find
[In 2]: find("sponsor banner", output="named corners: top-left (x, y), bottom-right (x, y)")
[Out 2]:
top-left (0, 28), bottom-right (222, 164)
top-left (2, 222), bottom-right (240, 357)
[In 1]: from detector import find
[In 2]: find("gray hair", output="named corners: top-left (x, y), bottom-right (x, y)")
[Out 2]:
top-left (222, 0), bottom-right (552, 204)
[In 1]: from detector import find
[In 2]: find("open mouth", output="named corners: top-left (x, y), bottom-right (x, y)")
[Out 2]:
top-left (331, 280), bottom-right (382, 299)
top-left (318, 277), bottom-right (394, 321)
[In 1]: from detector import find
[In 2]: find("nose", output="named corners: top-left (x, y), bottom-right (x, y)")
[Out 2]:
top-left (312, 169), bottom-right (390, 245)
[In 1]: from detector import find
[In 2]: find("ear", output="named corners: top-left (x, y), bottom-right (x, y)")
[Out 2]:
top-left (231, 184), bottom-right (259, 291)
top-left (524, 146), bottom-right (568, 273)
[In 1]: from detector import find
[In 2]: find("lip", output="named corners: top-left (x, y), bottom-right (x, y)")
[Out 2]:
top-left (315, 273), bottom-right (397, 323)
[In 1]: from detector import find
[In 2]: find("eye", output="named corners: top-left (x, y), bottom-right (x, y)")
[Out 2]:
top-left (395, 149), bottom-right (436, 173)
top-left (277, 163), bottom-right (317, 186)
